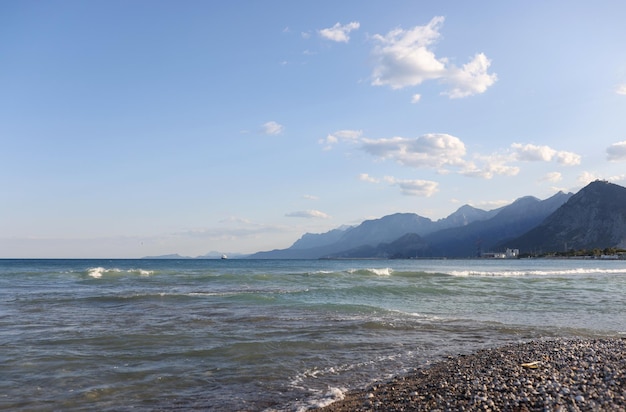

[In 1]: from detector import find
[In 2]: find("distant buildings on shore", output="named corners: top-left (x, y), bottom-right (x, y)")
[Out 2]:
top-left (481, 248), bottom-right (519, 259)
top-left (480, 248), bottom-right (625, 259)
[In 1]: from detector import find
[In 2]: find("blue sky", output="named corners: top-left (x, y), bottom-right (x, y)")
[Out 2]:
top-left (2, 1), bottom-right (626, 258)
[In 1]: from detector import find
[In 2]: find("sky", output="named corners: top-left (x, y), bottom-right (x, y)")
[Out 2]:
top-left (2, 1), bottom-right (626, 258)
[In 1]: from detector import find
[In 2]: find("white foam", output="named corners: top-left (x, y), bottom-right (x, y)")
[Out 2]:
top-left (348, 267), bottom-right (393, 276)
top-left (448, 268), bottom-right (626, 277)
top-left (388, 309), bottom-right (442, 321)
top-left (370, 267), bottom-right (393, 276)
top-left (86, 267), bottom-right (152, 279)
top-left (87, 267), bottom-right (106, 278)
top-left (135, 269), bottom-right (154, 277)
top-left (298, 387), bottom-right (346, 411)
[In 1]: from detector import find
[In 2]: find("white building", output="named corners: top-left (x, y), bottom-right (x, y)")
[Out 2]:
top-left (482, 248), bottom-right (519, 259)
top-left (505, 248), bottom-right (519, 258)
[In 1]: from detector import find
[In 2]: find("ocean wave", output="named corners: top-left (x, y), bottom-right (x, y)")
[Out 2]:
top-left (86, 267), bottom-right (154, 278)
top-left (296, 387), bottom-right (346, 411)
top-left (187, 288), bottom-right (309, 297)
top-left (386, 308), bottom-right (443, 322)
top-left (290, 351), bottom-right (405, 389)
top-left (347, 267), bottom-right (393, 276)
top-left (289, 349), bottom-right (413, 411)
top-left (447, 268), bottom-right (626, 277)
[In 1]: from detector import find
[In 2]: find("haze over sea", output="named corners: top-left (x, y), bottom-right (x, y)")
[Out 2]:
top-left (2, 258), bottom-right (625, 411)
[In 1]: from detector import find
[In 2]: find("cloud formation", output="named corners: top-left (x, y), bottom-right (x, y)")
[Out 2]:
top-left (511, 143), bottom-right (581, 165)
top-left (261, 121), bottom-right (284, 135)
top-left (461, 153), bottom-right (519, 179)
top-left (319, 21), bottom-right (360, 43)
top-left (384, 176), bottom-right (439, 196)
top-left (358, 173), bottom-right (379, 183)
top-left (360, 174), bottom-right (438, 197)
top-left (539, 172), bottom-right (563, 183)
top-left (606, 141), bottom-right (626, 161)
top-left (360, 133), bottom-right (466, 170)
top-left (285, 210), bottom-right (331, 219)
top-left (323, 130), bottom-right (582, 187)
top-left (442, 53), bottom-right (498, 98)
top-left (370, 16), bottom-right (497, 99)
top-left (319, 129), bottom-right (362, 149)
top-left (616, 84), bottom-right (626, 95)
top-left (578, 171), bottom-right (601, 185)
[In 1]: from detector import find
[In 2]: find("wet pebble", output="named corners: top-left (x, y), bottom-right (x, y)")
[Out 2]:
top-left (317, 338), bottom-right (626, 411)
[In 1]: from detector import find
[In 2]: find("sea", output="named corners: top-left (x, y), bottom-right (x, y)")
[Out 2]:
top-left (1, 258), bottom-right (625, 411)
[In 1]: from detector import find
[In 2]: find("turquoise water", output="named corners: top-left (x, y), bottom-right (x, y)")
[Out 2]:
top-left (1, 259), bottom-right (625, 411)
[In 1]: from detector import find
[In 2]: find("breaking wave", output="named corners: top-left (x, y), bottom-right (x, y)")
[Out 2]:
top-left (347, 267), bottom-right (393, 276)
top-left (448, 267), bottom-right (626, 277)
top-left (86, 267), bottom-right (154, 278)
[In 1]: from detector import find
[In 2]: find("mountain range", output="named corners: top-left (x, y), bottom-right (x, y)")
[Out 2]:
top-left (248, 180), bottom-right (626, 259)
top-left (499, 180), bottom-right (626, 253)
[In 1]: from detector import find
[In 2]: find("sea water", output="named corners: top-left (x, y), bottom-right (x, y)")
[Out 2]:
top-left (1, 258), bottom-right (625, 411)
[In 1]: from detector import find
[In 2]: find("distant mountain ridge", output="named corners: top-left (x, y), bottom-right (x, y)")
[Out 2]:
top-left (154, 181), bottom-right (624, 260)
top-left (421, 191), bottom-right (572, 257)
top-left (249, 189), bottom-right (574, 259)
top-left (249, 209), bottom-right (492, 259)
top-left (501, 180), bottom-right (626, 253)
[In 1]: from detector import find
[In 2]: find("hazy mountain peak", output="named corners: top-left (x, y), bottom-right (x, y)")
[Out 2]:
top-left (502, 180), bottom-right (626, 252)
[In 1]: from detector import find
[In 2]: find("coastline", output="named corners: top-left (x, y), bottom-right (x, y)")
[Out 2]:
top-left (316, 338), bottom-right (626, 411)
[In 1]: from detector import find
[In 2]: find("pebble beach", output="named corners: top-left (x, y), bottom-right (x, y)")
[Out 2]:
top-left (318, 338), bottom-right (626, 411)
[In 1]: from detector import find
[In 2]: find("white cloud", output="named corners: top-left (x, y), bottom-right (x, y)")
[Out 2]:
top-left (303, 194), bottom-right (318, 200)
top-left (285, 210), bottom-right (331, 219)
top-left (442, 53), bottom-right (497, 99)
top-left (512, 143), bottom-right (555, 161)
top-left (319, 129), bottom-right (363, 148)
top-left (370, 16), bottom-right (497, 98)
top-left (578, 171), bottom-right (602, 185)
top-left (261, 121), bottom-right (284, 135)
top-left (607, 141), bottom-right (626, 161)
top-left (511, 143), bottom-right (581, 165)
top-left (608, 174), bottom-right (626, 183)
top-left (360, 133), bottom-right (466, 170)
top-left (359, 173), bottom-right (438, 196)
top-left (337, 132), bottom-right (516, 178)
top-left (554, 151), bottom-right (581, 166)
top-left (615, 84), bottom-right (626, 95)
top-left (576, 172), bottom-right (626, 186)
top-left (333, 129), bottom-right (363, 140)
top-left (219, 216), bottom-right (252, 224)
top-left (461, 153), bottom-right (519, 179)
top-left (371, 17), bottom-right (446, 89)
top-left (322, 130), bottom-right (589, 182)
top-left (383, 176), bottom-right (439, 197)
top-left (539, 172), bottom-right (563, 183)
top-left (359, 173), bottom-right (380, 183)
top-left (411, 94), bottom-right (421, 103)
top-left (319, 21), bottom-right (360, 43)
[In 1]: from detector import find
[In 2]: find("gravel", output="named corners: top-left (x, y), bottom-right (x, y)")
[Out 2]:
top-left (316, 338), bottom-right (626, 411)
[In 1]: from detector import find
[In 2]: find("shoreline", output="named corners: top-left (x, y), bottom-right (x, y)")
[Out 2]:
top-left (316, 338), bottom-right (626, 411)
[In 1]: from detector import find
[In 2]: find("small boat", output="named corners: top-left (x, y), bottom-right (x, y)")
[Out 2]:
top-left (221, 254), bottom-right (228, 260)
